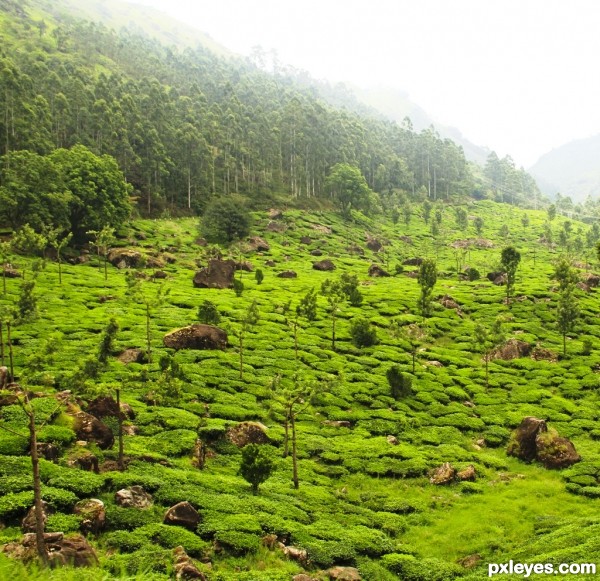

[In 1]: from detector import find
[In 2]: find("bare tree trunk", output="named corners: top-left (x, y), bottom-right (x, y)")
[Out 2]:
top-left (116, 388), bottom-right (124, 471)
top-left (0, 321), bottom-right (4, 366)
top-left (7, 321), bottom-right (14, 382)
top-left (283, 416), bottom-right (289, 458)
top-left (291, 412), bottom-right (299, 489)
top-left (27, 407), bottom-right (48, 566)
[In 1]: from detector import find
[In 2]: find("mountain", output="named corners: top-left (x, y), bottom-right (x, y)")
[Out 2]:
top-left (353, 85), bottom-right (492, 165)
top-left (529, 134), bottom-right (600, 201)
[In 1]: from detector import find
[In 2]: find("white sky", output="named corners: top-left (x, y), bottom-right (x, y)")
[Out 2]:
top-left (126, 0), bottom-right (600, 168)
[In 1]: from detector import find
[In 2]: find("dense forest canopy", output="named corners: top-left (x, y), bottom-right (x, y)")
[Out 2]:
top-left (0, 0), bottom-right (544, 227)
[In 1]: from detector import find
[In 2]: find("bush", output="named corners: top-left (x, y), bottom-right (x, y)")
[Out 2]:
top-left (214, 530), bottom-right (260, 555)
top-left (200, 196), bottom-right (251, 244)
top-left (350, 318), bottom-right (378, 348)
top-left (387, 365), bottom-right (412, 399)
top-left (198, 300), bottom-right (221, 325)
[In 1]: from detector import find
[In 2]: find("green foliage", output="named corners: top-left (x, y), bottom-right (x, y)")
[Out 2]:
top-left (254, 268), bottom-right (264, 285)
top-left (239, 444), bottom-right (275, 495)
top-left (387, 365), bottom-right (412, 399)
top-left (233, 278), bottom-right (244, 297)
top-left (417, 258), bottom-right (437, 317)
top-left (350, 317), bottom-right (378, 348)
top-left (296, 287), bottom-right (318, 321)
top-left (97, 317), bottom-right (119, 364)
top-left (500, 245), bottom-right (521, 303)
top-left (17, 280), bottom-right (37, 321)
top-left (200, 197), bottom-right (251, 244)
top-left (197, 300), bottom-right (221, 325)
top-left (326, 163), bottom-right (374, 217)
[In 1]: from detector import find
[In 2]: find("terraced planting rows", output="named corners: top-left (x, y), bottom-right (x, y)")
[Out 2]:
top-left (0, 199), bottom-right (599, 580)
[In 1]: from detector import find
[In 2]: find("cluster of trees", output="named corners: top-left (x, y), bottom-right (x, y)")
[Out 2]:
top-left (0, 8), bottom-right (490, 221)
top-left (0, 145), bottom-right (131, 238)
top-left (483, 152), bottom-right (542, 208)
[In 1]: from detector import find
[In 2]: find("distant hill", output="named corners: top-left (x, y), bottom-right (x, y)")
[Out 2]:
top-left (529, 134), bottom-right (600, 201)
top-left (353, 85), bottom-right (492, 165)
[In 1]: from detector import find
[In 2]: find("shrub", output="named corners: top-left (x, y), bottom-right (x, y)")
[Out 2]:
top-left (240, 444), bottom-right (275, 495)
top-left (350, 318), bottom-right (378, 348)
top-left (215, 530), bottom-right (260, 555)
top-left (387, 365), bottom-right (412, 399)
top-left (200, 196), bottom-right (251, 244)
top-left (198, 300), bottom-right (221, 325)
top-left (45, 513), bottom-right (81, 533)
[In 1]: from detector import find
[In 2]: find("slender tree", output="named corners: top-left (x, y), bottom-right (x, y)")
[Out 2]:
top-left (500, 246), bottom-right (521, 305)
top-left (553, 257), bottom-right (579, 357)
top-left (417, 259), bottom-right (437, 318)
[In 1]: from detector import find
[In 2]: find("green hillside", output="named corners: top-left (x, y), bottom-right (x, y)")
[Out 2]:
top-left (0, 0), bottom-right (599, 580)
top-left (0, 200), bottom-right (599, 580)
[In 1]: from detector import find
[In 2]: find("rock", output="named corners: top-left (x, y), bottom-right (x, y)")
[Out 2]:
top-left (173, 546), bottom-right (207, 579)
top-left (439, 294), bottom-right (460, 310)
top-left (247, 236), bottom-right (270, 252)
top-left (107, 248), bottom-right (143, 269)
top-left (115, 486), bottom-right (153, 509)
top-left (164, 324), bottom-right (228, 350)
top-left (265, 260), bottom-right (276, 267)
top-left (21, 502), bottom-right (49, 533)
top-left (584, 273), bottom-right (600, 287)
top-left (322, 420), bottom-right (352, 428)
top-left (3, 265), bottom-right (21, 278)
top-left (164, 502), bottom-right (201, 531)
top-left (153, 270), bottom-right (168, 280)
top-left (403, 257), bottom-right (423, 266)
top-left (72, 411), bottom-right (114, 450)
top-left (368, 264), bottom-right (390, 277)
top-left (118, 348), bottom-right (146, 364)
top-left (492, 339), bottom-right (531, 361)
top-left (312, 224), bottom-right (332, 234)
top-left (268, 208), bottom-right (284, 220)
top-left (226, 422), bottom-right (269, 447)
top-left (346, 244), bottom-right (365, 256)
top-left (146, 256), bottom-right (166, 269)
top-left (530, 344), bottom-right (557, 362)
top-left (327, 566), bottom-right (362, 580)
top-left (313, 259), bottom-right (336, 271)
top-left (195, 237), bottom-right (207, 247)
top-left (399, 235), bottom-right (413, 244)
top-left (456, 465), bottom-right (476, 481)
top-left (387, 435), bottom-right (399, 445)
top-left (277, 270), bottom-right (297, 278)
top-left (293, 575), bottom-right (316, 581)
top-left (67, 451), bottom-right (99, 473)
top-left (366, 238), bottom-right (383, 252)
top-left (300, 236), bottom-right (312, 245)
top-left (577, 282), bottom-right (591, 293)
top-left (535, 429), bottom-right (581, 469)
top-left (424, 360), bottom-right (444, 368)
top-left (193, 259), bottom-right (236, 289)
top-left (37, 442), bottom-right (59, 462)
top-left (430, 462), bottom-right (456, 485)
top-left (457, 554), bottom-right (482, 569)
top-left (74, 499), bottom-right (105, 535)
top-left (281, 544), bottom-right (308, 566)
top-left (507, 417), bottom-right (547, 462)
top-left (87, 396), bottom-right (120, 419)
top-left (47, 534), bottom-right (99, 567)
top-left (310, 249), bottom-right (323, 256)
top-left (235, 261), bottom-right (254, 272)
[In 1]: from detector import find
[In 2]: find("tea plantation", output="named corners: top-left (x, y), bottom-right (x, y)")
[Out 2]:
top-left (1, 200), bottom-right (599, 580)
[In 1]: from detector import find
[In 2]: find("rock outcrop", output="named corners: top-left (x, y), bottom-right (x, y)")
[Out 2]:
top-left (115, 486), bottom-right (153, 509)
top-left (164, 502), bottom-right (201, 531)
top-left (72, 411), bottom-right (114, 449)
top-left (107, 248), bottom-right (143, 269)
top-left (368, 264), bottom-right (390, 277)
top-left (313, 259), bottom-right (336, 271)
top-left (163, 325), bottom-right (228, 350)
top-left (193, 260), bottom-right (236, 289)
top-left (226, 422), bottom-right (269, 447)
top-left (74, 499), bottom-right (106, 535)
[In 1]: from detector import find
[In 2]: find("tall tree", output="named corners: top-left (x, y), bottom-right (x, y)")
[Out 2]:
top-left (500, 246), bottom-right (521, 305)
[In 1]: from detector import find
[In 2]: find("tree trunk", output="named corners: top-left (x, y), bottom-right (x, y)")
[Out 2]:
top-left (0, 321), bottom-right (4, 367)
top-left (283, 415), bottom-right (289, 458)
top-left (116, 388), bottom-right (124, 471)
top-left (7, 321), bottom-right (14, 382)
top-left (145, 304), bottom-right (152, 363)
top-left (28, 408), bottom-right (48, 566)
top-left (291, 412), bottom-right (299, 489)
top-left (331, 313), bottom-right (336, 351)
top-left (239, 332), bottom-right (244, 379)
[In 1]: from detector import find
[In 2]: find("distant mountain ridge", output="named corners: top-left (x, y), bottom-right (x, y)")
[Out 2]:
top-left (529, 134), bottom-right (600, 201)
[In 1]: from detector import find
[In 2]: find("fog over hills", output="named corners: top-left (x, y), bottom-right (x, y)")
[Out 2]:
top-left (529, 134), bottom-right (600, 201)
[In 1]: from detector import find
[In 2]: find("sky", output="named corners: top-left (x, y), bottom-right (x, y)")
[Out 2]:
top-left (125, 0), bottom-right (600, 168)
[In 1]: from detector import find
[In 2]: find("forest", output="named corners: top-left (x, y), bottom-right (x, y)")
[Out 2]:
top-left (0, 1), bottom-right (600, 581)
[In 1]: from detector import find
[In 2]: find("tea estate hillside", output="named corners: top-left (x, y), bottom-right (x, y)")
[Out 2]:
top-left (0, 200), bottom-right (600, 580)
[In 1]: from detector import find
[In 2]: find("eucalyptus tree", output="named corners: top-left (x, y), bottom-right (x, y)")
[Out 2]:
top-left (500, 246), bottom-right (521, 305)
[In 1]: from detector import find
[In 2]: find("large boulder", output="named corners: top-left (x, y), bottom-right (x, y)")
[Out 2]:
top-left (277, 270), bottom-right (297, 278)
top-left (226, 422), bottom-right (269, 447)
top-left (368, 264), bottom-right (390, 277)
top-left (535, 430), bottom-right (581, 469)
top-left (163, 325), bottom-right (228, 351)
top-left (0, 366), bottom-right (8, 389)
top-left (87, 396), bottom-right (120, 419)
top-left (247, 236), bottom-right (270, 252)
top-left (11, 532), bottom-right (99, 567)
top-left (492, 339), bottom-right (531, 361)
top-left (193, 259), bottom-right (236, 289)
top-left (21, 502), bottom-right (49, 533)
top-left (164, 502), bottom-right (201, 531)
top-left (74, 499), bottom-right (105, 535)
top-left (366, 237), bottom-right (383, 252)
top-left (313, 259), bottom-right (336, 271)
top-left (115, 486), bottom-right (153, 509)
top-left (507, 417), bottom-right (547, 462)
top-left (72, 411), bottom-right (114, 449)
top-left (430, 462), bottom-right (456, 485)
top-left (118, 348), bottom-right (146, 364)
top-left (403, 257), bottom-right (423, 266)
top-left (107, 248), bottom-right (143, 269)
top-left (327, 567), bottom-right (362, 580)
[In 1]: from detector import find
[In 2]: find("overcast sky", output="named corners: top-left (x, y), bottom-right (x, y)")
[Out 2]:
top-left (126, 0), bottom-right (600, 168)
